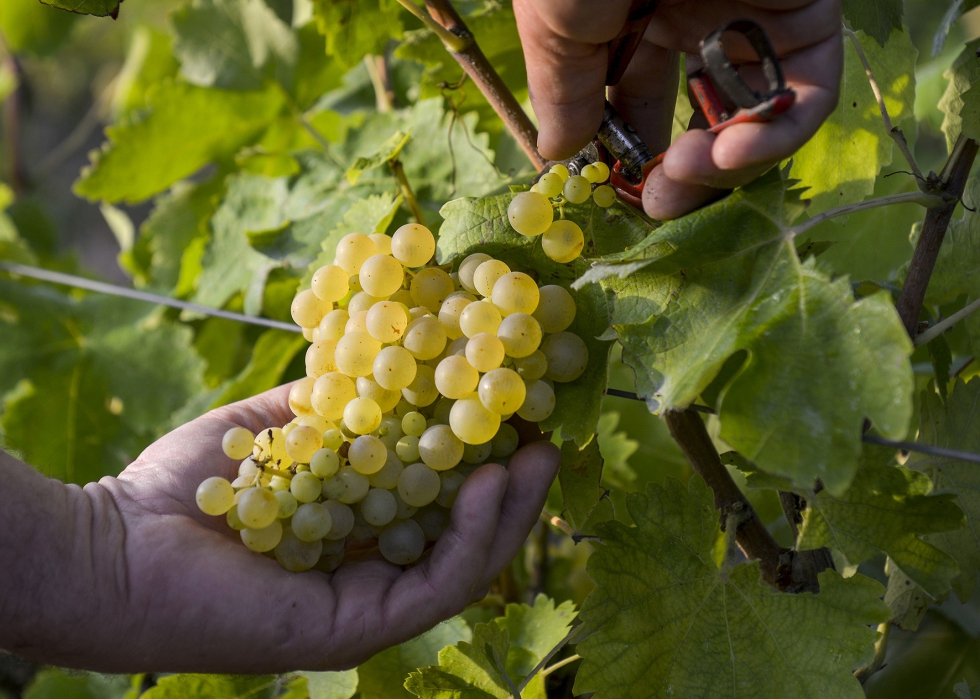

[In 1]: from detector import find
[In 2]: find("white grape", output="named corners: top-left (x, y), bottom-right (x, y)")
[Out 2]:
top-left (397, 462), bottom-right (441, 507)
top-left (537, 172), bottom-right (564, 198)
top-left (436, 470), bottom-right (466, 508)
top-left (459, 300), bottom-right (502, 338)
top-left (236, 487), bottom-right (279, 529)
top-left (241, 520), bottom-right (283, 552)
top-left (334, 233), bottom-right (377, 274)
top-left (533, 285), bottom-right (576, 333)
top-left (508, 191), bottom-right (554, 237)
top-left (378, 519), bottom-right (426, 565)
top-left (321, 474), bottom-right (347, 501)
top-left (434, 355), bottom-right (480, 400)
top-left (369, 233), bottom-right (392, 255)
top-left (275, 490), bottom-right (298, 518)
top-left (497, 313), bottom-right (543, 358)
top-left (366, 301), bottom-right (409, 343)
top-left (292, 502), bottom-right (333, 542)
top-left (361, 488), bottom-right (397, 527)
top-left (311, 372), bottom-right (357, 420)
top-left (395, 435), bottom-right (421, 464)
top-left (359, 254), bottom-right (404, 298)
top-left (438, 294), bottom-right (472, 340)
top-left (457, 253), bottom-right (491, 293)
top-left (343, 397), bottom-right (382, 435)
top-left (563, 175), bottom-right (591, 204)
top-left (411, 268), bottom-right (455, 313)
top-left (318, 309), bottom-right (350, 342)
top-left (403, 316), bottom-right (447, 361)
top-left (418, 424), bottom-right (464, 471)
top-left (311, 264), bottom-right (350, 302)
top-left (222, 427), bottom-right (255, 460)
top-left (196, 476), bottom-right (235, 516)
top-left (288, 377), bottom-right (316, 417)
top-left (449, 394), bottom-right (501, 445)
top-left (517, 380), bottom-right (555, 422)
top-left (473, 260), bottom-right (510, 298)
top-left (356, 376), bottom-right (401, 413)
top-left (542, 219), bottom-right (584, 263)
top-left (335, 331), bottom-right (382, 377)
top-left (513, 350), bottom-right (549, 381)
top-left (226, 505), bottom-right (246, 531)
top-left (478, 368), bottom-right (526, 415)
top-left (291, 289), bottom-right (331, 329)
top-left (238, 457), bottom-right (261, 479)
top-left (490, 423), bottom-right (519, 457)
top-left (338, 466), bottom-right (370, 504)
top-left (391, 224), bottom-right (435, 268)
top-left (275, 529), bottom-right (323, 572)
top-left (373, 345), bottom-right (417, 391)
top-left (347, 291), bottom-right (385, 315)
top-left (349, 435), bottom-right (388, 475)
top-left (323, 500), bottom-right (355, 539)
top-left (290, 471), bottom-right (322, 503)
top-left (368, 450), bottom-right (404, 489)
top-left (402, 364), bottom-right (439, 407)
top-left (550, 163), bottom-right (570, 181)
top-left (541, 331), bottom-right (589, 382)
top-left (462, 441), bottom-right (492, 464)
top-left (285, 425), bottom-right (322, 463)
top-left (592, 184), bottom-right (616, 208)
top-left (491, 272), bottom-right (539, 316)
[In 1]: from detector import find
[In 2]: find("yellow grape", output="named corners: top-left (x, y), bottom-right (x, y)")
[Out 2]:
top-left (305, 339), bottom-right (338, 379)
top-left (312, 372), bottom-right (357, 420)
top-left (438, 294), bottom-right (473, 340)
top-left (345, 310), bottom-right (369, 334)
top-left (418, 424), bottom-right (464, 471)
top-left (513, 350), bottom-right (548, 381)
top-left (550, 163), bottom-right (570, 181)
top-left (434, 355), bottom-right (480, 399)
top-left (359, 254), bottom-right (404, 298)
top-left (373, 346), bottom-right (417, 391)
top-left (241, 520), bottom-right (283, 552)
top-left (335, 331), bottom-right (382, 377)
top-left (254, 427), bottom-right (291, 467)
top-left (292, 502), bottom-right (333, 541)
top-left (310, 448), bottom-right (340, 479)
top-left (288, 377), bottom-right (316, 417)
top-left (478, 368), bottom-right (526, 415)
top-left (390, 288), bottom-right (414, 308)
top-left (457, 252), bottom-right (491, 293)
top-left (402, 411), bottom-right (428, 437)
top-left (275, 490), bottom-right (298, 519)
top-left (343, 397), bottom-right (383, 435)
top-left (311, 264), bottom-right (349, 302)
top-left (542, 220), bottom-right (584, 264)
top-left (563, 175), bottom-right (591, 204)
top-left (517, 380), bottom-right (555, 422)
top-left (491, 272), bottom-right (539, 316)
top-left (411, 268), bottom-right (455, 312)
top-left (291, 289), bottom-right (331, 328)
top-left (237, 487), bottom-right (279, 529)
top-left (222, 427), bottom-right (255, 460)
top-left (402, 364), bottom-right (439, 407)
top-left (497, 313), bottom-right (543, 358)
top-left (391, 223), bottom-right (435, 268)
top-left (537, 172), bottom-right (564, 198)
top-left (361, 488), bottom-right (398, 527)
top-left (297, 413), bottom-right (334, 433)
top-left (592, 184), bottom-right (616, 208)
top-left (473, 259), bottom-right (510, 298)
top-left (397, 463), bottom-right (441, 507)
top-left (196, 476), bottom-right (235, 515)
top-left (445, 335), bottom-right (469, 357)
top-left (533, 285), bottom-right (577, 333)
top-left (334, 233), bottom-right (376, 274)
top-left (581, 162), bottom-right (608, 184)
top-left (356, 376), bottom-right (402, 413)
top-left (323, 501), bottom-right (355, 540)
top-left (285, 425), bottom-right (322, 463)
top-left (349, 435), bottom-right (388, 475)
top-left (465, 332), bottom-right (505, 373)
top-left (541, 331), bottom-right (589, 382)
top-left (348, 291), bottom-right (385, 315)
top-left (508, 191), bottom-right (554, 237)
top-left (369, 233), bottom-right (392, 255)
top-left (366, 300), bottom-right (408, 343)
top-left (318, 309), bottom-right (350, 342)
top-left (338, 467), bottom-right (370, 505)
top-left (403, 316), bottom-right (447, 360)
top-left (449, 394), bottom-right (501, 445)
top-left (459, 299), bottom-right (502, 338)
top-left (368, 450), bottom-right (404, 489)
top-left (303, 327), bottom-right (315, 342)
top-left (396, 435), bottom-right (421, 463)
top-left (291, 471), bottom-right (322, 503)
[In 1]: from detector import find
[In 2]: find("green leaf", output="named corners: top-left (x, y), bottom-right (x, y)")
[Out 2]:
top-left (297, 669), bottom-right (359, 699)
top-left (842, 0), bottom-right (903, 46)
top-left (74, 81), bottom-right (285, 204)
top-left (884, 562), bottom-right (930, 632)
top-left (345, 129), bottom-right (411, 184)
top-left (939, 39), bottom-right (980, 153)
top-left (596, 411), bottom-right (639, 490)
top-left (558, 439), bottom-right (609, 532)
top-left (23, 669), bottom-right (133, 699)
top-left (140, 674), bottom-right (277, 698)
top-left (911, 378), bottom-right (980, 600)
top-left (357, 617), bottom-right (470, 698)
top-left (574, 475), bottom-right (890, 699)
top-left (171, 0), bottom-right (298, 91)
top-left (0, 281), bottom-right (205, 483)
top-left (111, 26), bottom-right (180, 117)
top-left (312, 0), bottom-right (405, 70)
top-left (211, 328), bottom-right (307, 407)
top-left (791, 27), bottom-right (917, 215)
top-left (793, 444), bottom-right (964, 597)
top-left (0, 0), bottom-right (77, 57)
top-left (39, 0), bottom-right (119, 18)
top-left (405, 597), bottom-right (576, 699)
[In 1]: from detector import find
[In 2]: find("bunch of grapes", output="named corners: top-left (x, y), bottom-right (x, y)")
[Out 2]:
top-left (508, 161), bottom-right (617, 264)
top-left (195, 223), bottom-right (589, 572)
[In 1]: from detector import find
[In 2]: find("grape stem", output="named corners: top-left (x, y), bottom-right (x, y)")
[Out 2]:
top-left (788, 190), bottom-right (942, 239)
top-left (914, 296), bottom-right (980, 347)
top-left (389, 157), bottom-right (427, 226)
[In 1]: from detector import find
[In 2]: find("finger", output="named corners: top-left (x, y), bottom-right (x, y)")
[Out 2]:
top-left (481, 440), bottom-right (561, 583)
top-left (514, 0), bottom-right (630, 160)
top-left (642, 162), bottom-right (728, 220)
top-left (608, 41), bottom-right (680, 155)
top-left (206, 382), bottom-right (296, 434)
top-left (382, 462), bottom-right (509, 640)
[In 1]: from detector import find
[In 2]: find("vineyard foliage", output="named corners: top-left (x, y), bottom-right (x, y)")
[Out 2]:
top-left (3, 0), bottom-right (980, 697)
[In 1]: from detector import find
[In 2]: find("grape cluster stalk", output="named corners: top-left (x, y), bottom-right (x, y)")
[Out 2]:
top-left (195, 223), bottom-right (589, 571)
top-left (512, 161), bottom-right (616, 263)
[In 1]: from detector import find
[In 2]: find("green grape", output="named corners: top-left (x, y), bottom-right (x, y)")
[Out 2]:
top-left (349, 435), bottom-right (388, 475)
top-left (517, 380), bottom-right (555, 422)
top-left (292, 502), bottom-right (333, 542)
top-left (356, 376), bottom-right (401, 413)
top-left (359, 254), bottom-right (404, 298)
top-left (473, 260), bottom-right (511, 298)
top-left (379, 519), bottom-right (426, 565)
top-left (322, 429), bottom-right (345, 451)
top-left (237, 487), bottom-right (279, 529)
top-left (508, 191), bottom-right (554, 236)
top-left (285, 425), bottom-right (323, 463)
top-left (343, 397), bottom-right (383, 435)
top-left (550, 163), bottom-right (570, 182)
top-left (491, 423), bottom-right (519, 457)
top-left (368, 450), bottom-right (404, 489)
top-left (288, 377), bottom-right (316, 417)
top-left (491, 272), bottom-right (540, 316)
top-left (592, 184), bottom-right (617, 208)
top-left (222, 427), bottom-right (255, 460)
top-left (533, 285), bottom-right (577, 333)
top-left (241, 520), bottom-right (283, 552)
top-left (335, 331), bottom-right (382, 378)
top-left (537, 172), bottom-right (564, 198)
top-left (311, 264), bottom-right (350, 303)
top-left (438, 294), bottom-right (472, 340)
top-left (541, 331), bottom-right (589, 382)
top-left (402, 412), bottom-right (427, 437)
top-left (391, 223), bottom-right (436, 268)
top-left (404, 316), bottom-right (448, 361)
top-left (226, 505), bottom-right (246, 531)
top-left (321, 474), bottom-right (347, 501)
top-left (419, 424), bottom-right (464, 471)
top-left (563, 174), bottom-right (591, 204)
top-left (361, 488), bottom-right (398, 527)
top-left (462, 441), bottom-right (492, 464)
top-left (411, 268), bottom-right (455, 313)
top-left (459, 300), bottom-right (502, 338)
top-left (478, 368), bottom-right (526, 415)
top-left (513, 350), bottom-right (549, 381)
top-left (338, 466), bottom-right (370, 504)
top-left (372, 346), bottom-right (417, 392)
top-left (436, 470), bottom-right (466, 508)
top-left (415, 507), bottom-right (449, 541)
top-left (290, 471), bottom-right (322, 503)
top-left (542, 219), bottom-right (584, 263)
top-left (396, 434), bottom-right (421, 463)
top-left (434, 355), bottom-right (480, 400)
top-left (432, 397), bottom-right (455, 425)
top-left (347, 291), bottom-right (385, 316)
top-left (311, 372), bottom-right (357, 421)
top-left (393, 489), bottom-right (418, 519)
top-left (402, 364), bottom-right (439, 407)
top-left (334, 233), bottom-right (377, 275)
top-left (397, 462), bottom-right (441, 507)
top-left (291, 289), bottom-right (331, 329)
top-left (274, 490), bottom-right (298, 518)
top-left (366, 300), bottom-right (408, 344)
top-left (318, 309), bottom-right (350, 342)
top-left (497, 313), bottom-right (543, 358)
top-left (449, 394), bottom-right (501, 445)
top-left (593, 161), bottom-right (611, 181)
top-left (457, 252), bottom-right (492, 293)
top-left (323, 500), bottom-right (355, 539)
top-left (464, 332), bottom-right (504, 373)
top-left (275, 529), bottom-right (323, 571)
top-left (196, 476), bottom-right (235, 516)
top-left (269, 475), bottom-right (291, 493)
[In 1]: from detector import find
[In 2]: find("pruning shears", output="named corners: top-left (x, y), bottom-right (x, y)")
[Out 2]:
top-left (585, 6), bottom-right (796, 209)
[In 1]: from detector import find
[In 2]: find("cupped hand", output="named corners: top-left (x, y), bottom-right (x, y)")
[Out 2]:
top-left (100, 384), bottom-right (560, 673)
top-left (514, 0), bottom-right (842, 219)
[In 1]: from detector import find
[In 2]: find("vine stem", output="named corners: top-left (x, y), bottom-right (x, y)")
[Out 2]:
top-left (396, 0), bottom-right (547, 171)
top-left (789, 191), bottom-right (942, 238)
top-left (389, 158), bottom-right (427, 226)
top-left (364, 55), bottom-right (394, 112)
top-left (843, 27), bottom-right (925, 186)
top-left (896, 134), bottom-right (980, 337)
top-left (914, 296), bottom-right (980, 347)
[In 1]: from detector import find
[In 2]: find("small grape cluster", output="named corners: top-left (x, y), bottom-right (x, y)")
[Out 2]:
top-left (195, 223), bottom-right (589, 572)
top-left (508, 161), bottom-right (616, 264)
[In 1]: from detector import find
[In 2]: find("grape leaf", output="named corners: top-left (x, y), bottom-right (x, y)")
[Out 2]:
top-left (787, 444), bottom-right (963, 597)
top-left (211, 329), bottom-right (306, 407)
top-left (884, 564), bottom-right (930, 632)
top-left (296, 669), bottom-right (358, 699)
top-left (74, 81), bottom-right (285, 204)
top-left (140, 674), bottom-right (277, 698)
top-left (111, 27), bottom-right (180, 117)
top-left (22, 669), bottom-right (134, 699)
top-left (574, 475), bottom-right (890, 699)
top-left (405, 596), bottom-right (576, 699)
top-left (558, 438), bottom-right (606, 531)
top-left (39, 0), bottom-right (119, 17)
top-left (171, 0), bottom-right (298, 92)
top-left (345, 130), bottom-right (410, 184)
top-left (939, 39), bottom-right (980, 153)
top-left (841, 0), bottom-right (903, 46)
top-left (911, 378), bottom-right (980, 601)
top-left (312, 0), bottom-right (405, 70)
top-left (357, 617), bottom-right (470, 698)
top-left (0, 281), bottom-right (205, 483)
top-left (0, 0), bottom-right (77, 57)
top-left (596, 411), bottom-right (639, 490)
top-left (791, 27), bottom-right (917, 215)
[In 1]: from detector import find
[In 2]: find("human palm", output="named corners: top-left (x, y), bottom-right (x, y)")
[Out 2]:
top-left (102, 384), bottom-right (560, 673)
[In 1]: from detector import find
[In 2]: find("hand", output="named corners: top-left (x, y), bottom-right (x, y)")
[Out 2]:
top-left (514, 0), bottom-right (842, 219)
top-left (60, 385), bottom-right (560, 673)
